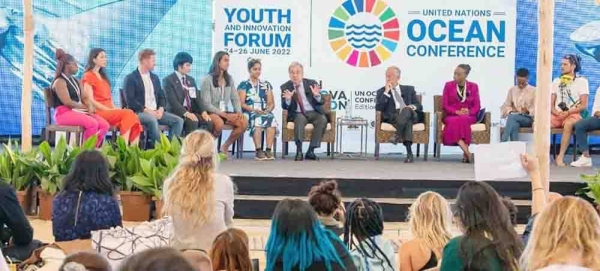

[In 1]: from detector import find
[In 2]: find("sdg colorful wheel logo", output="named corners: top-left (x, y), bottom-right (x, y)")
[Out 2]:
top-left (328, 0), bottom-right (400, 68)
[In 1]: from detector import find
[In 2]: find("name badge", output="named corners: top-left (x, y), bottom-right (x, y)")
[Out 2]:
top-left (219, 100), bottom-right (227, 111)
top-left (188, 87), bottom-right (197, 98)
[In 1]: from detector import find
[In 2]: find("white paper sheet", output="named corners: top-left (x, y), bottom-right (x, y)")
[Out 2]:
top-left (473, 142), bottom-right (527, 181)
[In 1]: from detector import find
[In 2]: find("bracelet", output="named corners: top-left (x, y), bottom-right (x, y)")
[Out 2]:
top-left (532, 187), bottom-right (544, 192)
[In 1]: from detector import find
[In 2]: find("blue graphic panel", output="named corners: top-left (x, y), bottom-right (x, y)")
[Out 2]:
top-left (516, 1), bottom-right (600, 144)
top-left (0, 0), bottom-right (213, 135)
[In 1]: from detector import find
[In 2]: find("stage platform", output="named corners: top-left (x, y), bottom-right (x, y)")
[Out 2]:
top-left (222, 154), bottom-right (591, 224)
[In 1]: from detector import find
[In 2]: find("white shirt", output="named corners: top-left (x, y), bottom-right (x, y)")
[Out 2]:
top-left (551, 76), bottom-right (589, 111)
top-left (141, 69), bottom-right (157, 110)
top-left (163, 173), bottom-right (234, 251)
top-left (0, 250), bottom-right (9, 271)
top-left (383, 85), bottom-right (406, 110)
top-left (176, 71), bottom-right (190, 108)
top-left (294, 81), bottom-right (315, 113)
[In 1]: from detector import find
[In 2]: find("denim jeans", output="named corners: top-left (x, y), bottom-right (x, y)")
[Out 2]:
top-left (574, 117), bottom-right (600, 152)
top-left (501, 114), bottom-right (533, 142)
top-left (138, 111), bottom-right (184, 144)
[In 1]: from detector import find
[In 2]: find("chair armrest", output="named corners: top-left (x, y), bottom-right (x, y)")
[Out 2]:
top-left (484, 112), bottom-right (491, 131)
top-left (435, 112), bottom-right (443, 141)
top-left (282, 110), bottom-right (288, 124)
top-left (423, 111), bottom-right (431, 130)
top-left (375, 111), bottom-right (382, 133)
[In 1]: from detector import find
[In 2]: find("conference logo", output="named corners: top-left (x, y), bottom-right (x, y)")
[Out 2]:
top-left (328, 0), bottom-right (400, 68)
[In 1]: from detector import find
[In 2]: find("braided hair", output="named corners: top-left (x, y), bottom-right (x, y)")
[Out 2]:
top-left (343, 198), bottom-right (394, 271)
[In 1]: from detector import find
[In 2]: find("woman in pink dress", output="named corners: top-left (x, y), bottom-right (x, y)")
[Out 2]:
top-left (442, 64), bottom-right (481, 163)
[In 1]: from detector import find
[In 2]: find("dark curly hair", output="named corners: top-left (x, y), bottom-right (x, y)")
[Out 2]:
top-left (308, 180), bottom-right (342, 216)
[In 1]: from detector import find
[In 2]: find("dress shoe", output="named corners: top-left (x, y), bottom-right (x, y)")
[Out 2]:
top-left (404, 154), bottom-right (414, 163)
top-left (305, 152), bottom-right (319, 161)
top-left (295, 152), bottom-right (304, 161)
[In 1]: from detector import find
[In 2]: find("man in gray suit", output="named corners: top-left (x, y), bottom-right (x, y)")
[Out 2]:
top-left (164, 52), bottom-right (212, 135)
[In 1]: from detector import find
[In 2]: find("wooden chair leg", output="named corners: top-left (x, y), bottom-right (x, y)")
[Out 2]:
top-left (329, 143), bottom-right (334, 159)
top-left (424, 144), bottom-right (429, 161)
top-left (375, 142), bottom-right (380, 160)
top-left (65, 132), bottom-right (71, 145)
top-left (44, 128), bottom-right (50, 142)
top-left (285, 142), bottom-right (289, 155)
top-left (552, 134), bottom-right (557, 160)
top-left (436, 143), bottom-right (442, 161)
top-left (573, 137), bottom-right (577, 162)
top-left (433, 143), bottom-right (437, 157)
top-left (274, 137), bottom-right (277, 158)
top-left (416, 144), bottom-right (421, 157)
top-left (218, 134), bottom-right (223, 150)
top-left (281, 141), bottom-right (287, 159)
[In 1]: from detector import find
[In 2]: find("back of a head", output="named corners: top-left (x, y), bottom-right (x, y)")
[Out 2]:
top-left (266, 199), bottom-right (344, 271)
top-left (164, 130), bottom-right (217, 225)
top-left (59, 251), bottom-right (111, 271)
top-left (182, 249), bottom-right (213, 271)
top-left (500, 197), bottom-right (518, 226)
top-left (63, 150), bottom-right (113, 195)
top-left (454, 182), bottom-right (522, 270)
top-left (211, 228), bottom-right (252, 271)
top-left (118, 248), bottom-right (195, 271)
top-left (408, 191), bottom-right (452, 256)
top-left (308, 180), bottom-right (342, 216)
top-left (521, 196), bottom-right (600, 270)
top-left (344, 198), bottom-right (384, 240)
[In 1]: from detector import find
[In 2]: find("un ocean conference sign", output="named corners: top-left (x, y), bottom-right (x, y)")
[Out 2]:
top-left (405, 9), bottom-right (506, 58)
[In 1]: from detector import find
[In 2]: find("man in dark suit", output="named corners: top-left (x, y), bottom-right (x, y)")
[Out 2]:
top-left (281, 61), bottom-right (327, 161)
top-left (163, 52), bottom-right (212, 135)
top-left (123, 49), bottom-right (183, 147)
top-left (375, 66), bottom-right (423, 163)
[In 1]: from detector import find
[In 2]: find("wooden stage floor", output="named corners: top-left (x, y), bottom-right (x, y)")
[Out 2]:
top-left (220, 154), bottom-right (592, 183)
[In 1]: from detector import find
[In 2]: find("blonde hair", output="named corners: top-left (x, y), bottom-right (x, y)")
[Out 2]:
top-left (163, 130), bottom-right (218, 226)
top-left (520, 196), bottom-right (600, 271)
top-left (408, 191), bottom-right (452, 258)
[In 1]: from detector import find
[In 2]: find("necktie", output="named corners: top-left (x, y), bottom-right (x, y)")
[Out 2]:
top-left (295, 85), bottom-right (306, 114)
top-left (182, 77), bottom-right (191, 111)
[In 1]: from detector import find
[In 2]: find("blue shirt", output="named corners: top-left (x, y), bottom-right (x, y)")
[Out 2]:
top-left (52, 191), bottom-right (122, 242)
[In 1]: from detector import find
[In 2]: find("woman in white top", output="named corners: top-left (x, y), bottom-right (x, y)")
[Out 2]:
top-left (163, 130), bottom-right (235, 251)
top-left (519, 197), bottom-right (600, 271)
top-left (551, 54), bottom-right (589, 166)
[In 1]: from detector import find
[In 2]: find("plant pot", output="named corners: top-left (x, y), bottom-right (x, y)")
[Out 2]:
top-left (16, 190), bottom-right (30, 213)
top-left (153, 197), bottom-right (164, 220)
top-left (38, 192), bottom-right (54, 221)
top-left (121, 191), bottom-right (151, 222)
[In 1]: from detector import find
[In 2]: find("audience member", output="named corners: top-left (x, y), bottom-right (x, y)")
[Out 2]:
top-left (441, 64), bottom-right (481, 163)
top-left (52, 150), bottom-right (122, 241)
top-left (281, 62), bottom-right (327, 161)
top-left (210, 228), bottom-right (252, 271)
top-left (182, 249), bottom-right (213, 271)
top-left (552, 54), bottom-right (589, 166)
top-left (124, 48), bottom-right (184, 147)
top-left (118, 247), bottom-right (195, 271)
top-left (501, 197), bottom-right (518, 226)
top-left (265, 199), bottom-right (356, 271)
top-left (400, 191), bottom-right (451, 271)
top-left (59, 251), bottom-right (111, 271)
top-left (344, 198), bottom-right (396, 271)
top-left (200, 51), bottom-right (247, 159)
top-left (571, 85), bottom-right (600, 167)
top-left (163, 130), bottom-right (234, 251)
top-left (520, 197), bottom-right (600, 271)
top-left (52, 49), bottom-right (109, 147)
top-left (82, 48), bottom-right (142, 145)
top-left (375, 66), bottom-right (423, 163)
top-left (238, 58), bottom-right (278, 160)
top-left (0, 180), bottom-right (35, 261)
top-left (164, 52), bottom-right (213, 136)
top-left (440, 182), bottom-right (523, 271)
top-left (501, 68), bottom-right (535, 142)
top-left (308, 180), bottom-right (344, 236)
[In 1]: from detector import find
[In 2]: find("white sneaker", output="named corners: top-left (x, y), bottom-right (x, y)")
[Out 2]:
top-left (570, 156), bottom-right (593, 167)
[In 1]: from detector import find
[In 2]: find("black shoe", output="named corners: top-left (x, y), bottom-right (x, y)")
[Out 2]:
top-left (295, 152), bottom-right (304, 161)
top-left (305, 152), bottom-right (319, 161)
top-left (404, 154), bottom-right (414, 163)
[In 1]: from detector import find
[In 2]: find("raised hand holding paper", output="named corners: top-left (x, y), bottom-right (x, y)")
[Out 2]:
top-left (473, 142), bottom-right (527, 181)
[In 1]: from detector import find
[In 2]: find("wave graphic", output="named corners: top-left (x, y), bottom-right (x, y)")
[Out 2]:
top-left (346, 24), bottom-right (381, 50)
top-left (346, 31), bottom-right (382, 36)
top-left (570, 21), bottom-right (600, 62)
top-left (347, 24), bottom-right (382, 30)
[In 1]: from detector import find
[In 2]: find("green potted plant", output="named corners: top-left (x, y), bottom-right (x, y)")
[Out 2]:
top-left (34, 136), bottom-right (97, 220)
top-left (580, 172), bottom-right (600, 209)
top-left (127, 135), bottom-right (180, 220)
top-left (0, 140), bottom-right (36, 212)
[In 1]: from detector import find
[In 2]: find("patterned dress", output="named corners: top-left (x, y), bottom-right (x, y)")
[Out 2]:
top-left (238, 79), bottom-right (278, 136)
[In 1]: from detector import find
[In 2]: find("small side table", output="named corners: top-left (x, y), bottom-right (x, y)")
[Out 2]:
top-left (335, 117), bottom-right (369, 158)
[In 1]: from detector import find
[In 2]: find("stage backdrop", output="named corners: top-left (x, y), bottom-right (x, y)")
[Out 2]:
top-left (214, 0), bottom-right (517, 154)
top-left (0, 0), bottom-right (213, 135)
